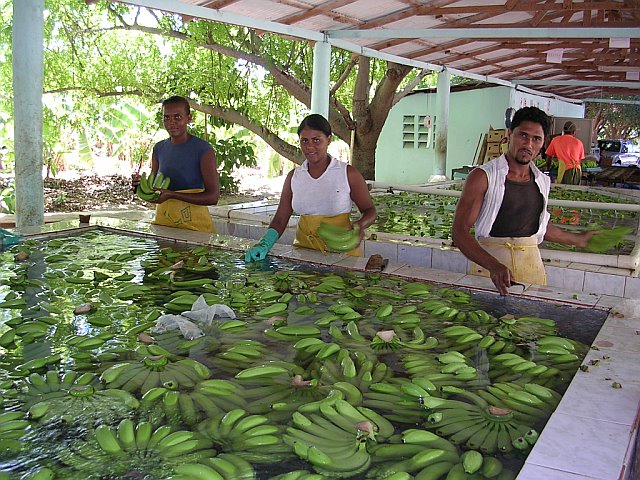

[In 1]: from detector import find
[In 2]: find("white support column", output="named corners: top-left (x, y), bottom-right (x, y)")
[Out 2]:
top-left (431, 68), bottom-right (451, 182)
top-left (310, 41), bottom-right (331, 119)
top-left (13, 0), bottom-right (45, 228)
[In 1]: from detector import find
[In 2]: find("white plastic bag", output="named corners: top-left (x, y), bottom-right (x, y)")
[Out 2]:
top-left (151, 314), bottom-right (204, 340)
top-left (151, 295), bottom-right (236, 340)
top-left (181, 296), bottom-right (236, 326)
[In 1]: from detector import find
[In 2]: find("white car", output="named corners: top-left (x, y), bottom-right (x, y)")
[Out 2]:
top-left (597, 139), bottom-right (640, 167)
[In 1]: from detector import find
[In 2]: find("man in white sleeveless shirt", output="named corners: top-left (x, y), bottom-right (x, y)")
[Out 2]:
top-left (452, 107), bottom-right (597, 295)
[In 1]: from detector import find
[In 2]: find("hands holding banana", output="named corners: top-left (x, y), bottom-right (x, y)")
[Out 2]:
top-left (316, 223), bottom-right (361, 252)
top-left (133, 171), bottom-right (171, 203)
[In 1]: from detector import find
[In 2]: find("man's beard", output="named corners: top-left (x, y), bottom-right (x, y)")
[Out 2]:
top-left (514, 154), bottom-right (532, 165)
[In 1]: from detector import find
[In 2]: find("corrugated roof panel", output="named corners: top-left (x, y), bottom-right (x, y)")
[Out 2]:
top-left (292, 15), bottom-right (345, 31)
top-left (222, 0), bottom-right (299, 22)
top-left (335, 0), bottom-right (410, 21)
top-left (102, 0), bottom-right (640, 99)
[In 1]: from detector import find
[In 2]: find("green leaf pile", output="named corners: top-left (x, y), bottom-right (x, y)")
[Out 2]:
top-left (586, 226), bottom-right (633, 253)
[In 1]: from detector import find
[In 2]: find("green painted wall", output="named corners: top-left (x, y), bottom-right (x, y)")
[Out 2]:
top-left (375, 85), bottom-right (585, 183)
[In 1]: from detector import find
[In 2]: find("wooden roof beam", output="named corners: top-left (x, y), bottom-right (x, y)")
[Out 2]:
top-left (275, 0), bottom-right (357, 26)
top-left (427, 1), bottom-right (640, 14)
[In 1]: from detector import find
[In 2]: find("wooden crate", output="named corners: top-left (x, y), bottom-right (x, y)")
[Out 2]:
top-left (487, 129), bottom-right (506, 143)
top-left (487, 144), bottom-right (502, 156)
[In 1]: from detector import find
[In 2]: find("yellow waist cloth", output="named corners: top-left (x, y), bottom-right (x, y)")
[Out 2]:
top-left (294, 213), bottom-right (361, 257)
top-left (152, 189), bottom-right (215, 233)
top-left (557, 161), bottom-right (581, 185)
top-left (470, 236), bottom-right (547, 285)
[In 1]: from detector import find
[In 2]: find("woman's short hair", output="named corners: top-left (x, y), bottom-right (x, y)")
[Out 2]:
top-left (162, 96), bottom-right (191, 116)
top-left (297, 114), bottom-right (332, 137)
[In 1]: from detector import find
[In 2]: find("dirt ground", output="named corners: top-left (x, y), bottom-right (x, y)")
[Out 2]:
top-left (38, 167), bottom-right (284, 213)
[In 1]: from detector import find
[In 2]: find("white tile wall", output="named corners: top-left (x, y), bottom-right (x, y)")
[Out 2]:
top-left (546, 265), bottom-right (585, 292)
top-left (431, 247), bottom-right (469, 273)
top-left (213, 221), bottom-right (228, 236)
top-left (524, 412), bottom-right (632, 479)
top-left (624, 276), bottom-right (640, 299)
top-left (398, 244), bottom-right (431, 268)
top-left (584, 271), bottom-right (627, 296)
top-left (246, 225), bottom-right (266, 241)
top-left (363, 240), bottom-right (399, 261)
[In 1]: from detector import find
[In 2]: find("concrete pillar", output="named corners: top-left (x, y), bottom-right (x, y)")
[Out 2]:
top-left (310, 41), bottom-right (331, 119)
top-left (431, 68), bottom-right (451, 182)
top-left (13, 0), bottom-right (45, 228)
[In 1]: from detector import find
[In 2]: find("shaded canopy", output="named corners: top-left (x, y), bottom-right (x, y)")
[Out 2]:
top-left (99, 0), bottom-right (640, 101)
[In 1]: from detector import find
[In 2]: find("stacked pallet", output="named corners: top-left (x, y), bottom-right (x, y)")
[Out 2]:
top-left (475, 128), bottom-right (506, 165)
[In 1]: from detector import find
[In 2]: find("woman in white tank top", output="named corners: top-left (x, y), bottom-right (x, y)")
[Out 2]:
top-left (245, 114), bottom-right (377, 261)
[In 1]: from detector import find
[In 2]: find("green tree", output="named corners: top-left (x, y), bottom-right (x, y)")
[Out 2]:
top-left (36, 0), bottom-right (437, 180)
top-left (585, 98), bottom-right (640, 141)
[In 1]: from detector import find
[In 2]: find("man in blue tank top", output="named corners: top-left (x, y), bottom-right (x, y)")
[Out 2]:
top-left (132, 96), bottom-right (219, 232)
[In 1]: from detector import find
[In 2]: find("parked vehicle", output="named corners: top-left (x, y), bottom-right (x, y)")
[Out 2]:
top-left (595, 139), bottom-right (640, 167)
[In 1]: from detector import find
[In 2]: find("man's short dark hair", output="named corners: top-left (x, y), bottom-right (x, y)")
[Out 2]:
top-left (563, 121), bottom-right (577, 134)
top-left (162, 96), bottom-right (190, 115)
top-left (509, 106), bottom-right (551, 138)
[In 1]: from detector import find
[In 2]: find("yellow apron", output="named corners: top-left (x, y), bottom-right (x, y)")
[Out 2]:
top-left (470, 236), bottom-right (547, 285)
top-left (152, 189), bottom-right (215, 233)
top-left (557, 161), bottom-right (581, 185)
top-left (294, 213), bottom-right (361, 257)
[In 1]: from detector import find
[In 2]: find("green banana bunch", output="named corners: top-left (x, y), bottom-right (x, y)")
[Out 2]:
top-left (136, 171), bottom-right (171, 202)
top-left (400, 352), bottom-right (480, 386)
top-left (316, 222), bottom-right (361, 252)
top-left (20, 370), bottom-right (97, 408)
top-left (0, 410), bottom-right (31, 448)
top-left (491, 315), bottom-right (558, 343)
top-left (293, 337), bottom-right (343, 360)
top-left (488, 353), bottom-right (561, 382)
top-left (172, 453), bottom-right (255, 480)
top-left (197, 408), bottom-right (290, 462)
top-left (403, 282), bottom-right (431, 296)
top-left (309, 274), bottom-right (348, 293)
top-left (141, 378), bottom-right (247, 425)
top-left (362, 382), bottom-right (425, 424)
top-left (371, 330), bottom-right (403, 351)
top-left (27, 385), bottom-right (138, 425)
top-left (422, 386), bottom-right (540, 454)
top-left (100, 355), bottom-right (210, 395)
top-left (213, 341), bottom-right (265, 366)
top-left (476, 382), bottom-right (560, 424)
top-left (369, 447), bottom-right (460, 478)
top-left (269, 470), bottom-right (324, 480)
top-left (266, 325), bottom-right (323, 341)
top-left (92, 420), bottom-right (215, 463)
top-left (532, 335), bottom-right (585, 369)
top-left (420, 299), bottom-right (463, 320)
top-left (399, 326), bottom-right (439, 351)
top-left (441, 325), bottom-right (484, 348)
top-left (284, 406), bottom-right (376, 477)
top-left (2, 319), bottom-right (50, 347)
top-left (241, 371), bottom-right (330, 417)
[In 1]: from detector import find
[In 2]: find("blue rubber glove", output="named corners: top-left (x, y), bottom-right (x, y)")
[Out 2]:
top-left (0, 227), bottom-right (22, 250)
top-left (245, 228), bottom-right (279, 262)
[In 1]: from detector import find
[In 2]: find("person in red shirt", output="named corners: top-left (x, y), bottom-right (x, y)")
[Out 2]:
top-left (545, 121), bottom-right (585, 185)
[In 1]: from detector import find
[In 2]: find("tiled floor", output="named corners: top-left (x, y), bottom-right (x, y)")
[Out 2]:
top-left (10, 216), bottom-right (640, 480)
